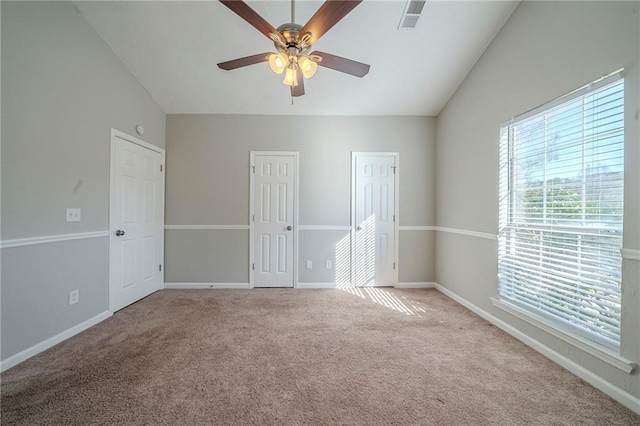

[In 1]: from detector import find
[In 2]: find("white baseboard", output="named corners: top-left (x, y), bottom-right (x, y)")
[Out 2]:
top-left (434, 283), bottom-right (640, 415)
top-left (164, 282), bottom-right (250, 289)
top-left (491, 297), bottom-right (634, 373)
top-left (0, 310), bottom-right (112, 373)
top-left (297, 282), bottom-right (438, 289)
top-left (297, 282), bottom-right (340, 289)
top-left (164, 282), bottom-right (437, 290)
top-left (297, 283), bottom-right (432, 289)
top-left (396, 282), bottom-right (436, 289)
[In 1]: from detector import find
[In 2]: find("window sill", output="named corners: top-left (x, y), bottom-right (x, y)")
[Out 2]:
top-left (491, 297), bottom-right (636, 374)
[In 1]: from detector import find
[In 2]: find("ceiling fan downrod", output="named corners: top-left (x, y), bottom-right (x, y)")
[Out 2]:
top-left (291, 0), bottom-right (295, 24)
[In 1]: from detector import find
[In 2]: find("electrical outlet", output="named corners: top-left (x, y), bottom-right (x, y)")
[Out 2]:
top-left (306, 260), bottom-right (313, 269)
top-left (69, 289), bottom-right (79, 305)
top-left (66, 208), bottom-right (81, 222)
top-left (326, 260), bottom-right (332, 269)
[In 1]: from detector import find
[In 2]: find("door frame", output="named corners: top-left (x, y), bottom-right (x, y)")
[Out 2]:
top-left (351, 152), bottom-right (399, 287)
top-left (109, 128), bottom-right (166, 313)
top-left (249, 151), bottom-right (299, 289)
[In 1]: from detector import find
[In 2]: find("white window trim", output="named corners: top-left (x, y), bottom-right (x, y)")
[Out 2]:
top-left (491, 297), bottom-right (635, 373)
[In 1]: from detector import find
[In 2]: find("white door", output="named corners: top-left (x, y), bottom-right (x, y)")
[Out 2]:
top-left (110, 132), bottom-right (164, 312)
top-left (251, 152), bottom-right (297, 288)
top-left (352, 153), bottom-right (397, 287)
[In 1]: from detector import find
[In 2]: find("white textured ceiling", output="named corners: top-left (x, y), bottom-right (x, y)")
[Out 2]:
top-left (74, 1), bottom-right (518, 116)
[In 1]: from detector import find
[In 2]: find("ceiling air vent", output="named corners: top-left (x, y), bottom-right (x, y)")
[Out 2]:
top-left (398, 0), bottom-right (426, 30)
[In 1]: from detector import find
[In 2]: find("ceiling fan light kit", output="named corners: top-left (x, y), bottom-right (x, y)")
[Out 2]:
top-left (217, 0), bottom-right (370, 97)
top-left (298, 57), bottom-right (317, 79)
top-left (268, 52), bottom-right (287, 74)
top-left (283, 65), bottom-right (299, 87)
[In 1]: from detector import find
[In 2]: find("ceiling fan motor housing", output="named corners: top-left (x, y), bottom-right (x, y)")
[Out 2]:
top-left (276, 23), bottom-right (302, 45)
top-left (274, 23), bottom-right (314, 57)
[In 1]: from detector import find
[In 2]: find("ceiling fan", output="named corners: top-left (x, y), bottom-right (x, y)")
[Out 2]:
top-left (217, 0), bottom-right (370, 97)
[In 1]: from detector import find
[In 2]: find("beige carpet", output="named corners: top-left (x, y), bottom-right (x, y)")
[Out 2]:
top-left (1, 288), bottom-right (638, 425)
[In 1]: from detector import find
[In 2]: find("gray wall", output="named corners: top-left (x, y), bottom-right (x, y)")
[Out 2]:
top-left (165, 115), bottom-right (436, 284)
top-left (435, 1), bottom-right (639, 399)
top-left (1, 2), bottom-right (166, 360)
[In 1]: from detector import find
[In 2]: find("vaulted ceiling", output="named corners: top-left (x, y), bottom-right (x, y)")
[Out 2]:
top-left (74, 1), bottom-right (519, 116)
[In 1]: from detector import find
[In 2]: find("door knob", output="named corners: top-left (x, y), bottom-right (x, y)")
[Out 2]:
top-left (356, 226), bottom-right (362, 231)
top-left (286, 226), bottom-right (293, 231)
top-left (115, 230), bottom-right (125, 236)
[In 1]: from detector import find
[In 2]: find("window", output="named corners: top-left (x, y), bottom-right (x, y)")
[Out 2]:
top-left (498, 72), bottom-right (624, 349)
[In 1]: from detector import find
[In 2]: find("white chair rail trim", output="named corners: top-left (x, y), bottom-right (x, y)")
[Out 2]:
top-left (435, 226), bottom-right (497, 240)
top-left (621, 248), bottom-right (640, 260)
top-left (166, 225), bottom-right (437, 231)
top-left (164, 225), bottom-right (250, 230)
top-left (1, 231), bottom-right (110, 249)
top-left (398, 226), bottom-right (435, 231)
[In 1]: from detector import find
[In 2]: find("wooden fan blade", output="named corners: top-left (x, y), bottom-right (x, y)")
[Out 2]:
top-left (219, 1), bottom-right (284, 43)
top-left (217, 52), bottom-right (271, 70)
top-left (291, 71), bottom-right (305, 97)
top-left (300, 0), bottom-right (363, 45)
top-left (311, 51), bottom-right (370, 77)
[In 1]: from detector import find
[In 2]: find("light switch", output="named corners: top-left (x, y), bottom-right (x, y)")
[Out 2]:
top-left (306, 260), bottom-right (312, 269)
top-left (326, 261), bottom-right (332, 269)
top-left (66, 208), bottom-right (81, 222)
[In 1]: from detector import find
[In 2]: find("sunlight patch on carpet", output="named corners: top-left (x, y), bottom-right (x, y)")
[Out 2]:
top-left (339, 287), bottom-right (428, 316)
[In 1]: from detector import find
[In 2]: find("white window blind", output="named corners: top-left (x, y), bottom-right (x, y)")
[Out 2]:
top-left (498, 73), bottom-right (624, 349)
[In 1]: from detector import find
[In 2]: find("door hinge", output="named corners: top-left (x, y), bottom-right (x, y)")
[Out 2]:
top-left (393, 262), bottom-right (396, 270)
top-left (160, 165), bottom-right (163, 172)
top-left (252, 214), bottom-right (255, 222)
top-left (393, 215), bottom-right (396, 222)
top-left (252, 166), bottom-right (255, 173)
top-left (159, 264), bottom-right (162, 272)
top-left (252, 263), bottom-right (255, 270)
top-left (391, 166), bottom-right (396, 174)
